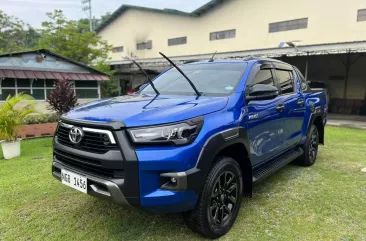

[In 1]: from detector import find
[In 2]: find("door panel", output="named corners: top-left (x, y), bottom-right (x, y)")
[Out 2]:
top-left (282, 93), bottom-right (305, 148)
top-left (244, 67), bottom-right (285, 167)
top-left (274, 69), bottom-right (305, 149)
top-left (246, 98), bottom-right (285, 166)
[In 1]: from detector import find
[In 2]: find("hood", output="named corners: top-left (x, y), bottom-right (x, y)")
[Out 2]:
top-left (64, 94), bottom-right (228, 127)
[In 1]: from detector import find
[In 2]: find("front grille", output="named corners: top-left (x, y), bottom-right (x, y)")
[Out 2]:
top-left (56, 125), bottom-right (119, 154)
top-left (54, 149), bottom-right (124, 178)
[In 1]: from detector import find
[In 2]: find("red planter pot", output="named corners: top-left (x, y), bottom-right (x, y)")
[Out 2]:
top-left (18, 123), bottom-right (58, 139)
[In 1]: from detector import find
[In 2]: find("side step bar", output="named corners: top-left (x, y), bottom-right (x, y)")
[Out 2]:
top-left (253, 148), bottom-right (303, 182)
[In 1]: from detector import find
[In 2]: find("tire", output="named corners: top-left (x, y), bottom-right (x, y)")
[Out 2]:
top-left (183, 157), bottom-right (243, 239)
top-left (297, 125), bottom-right (319, 167)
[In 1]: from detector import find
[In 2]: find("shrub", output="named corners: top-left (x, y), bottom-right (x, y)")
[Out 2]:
top-left (22, 113), bottom-right (59, 125)
top-left (46, 79), bottom-right (78, 115)
top-left (101, 79), bottom-right (120, 98)
top-left (0, 93), bottom-right (36, 142)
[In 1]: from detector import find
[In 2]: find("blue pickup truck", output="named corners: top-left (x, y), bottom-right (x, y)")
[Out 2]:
top-left (52, 56), bottom-right (327, 239)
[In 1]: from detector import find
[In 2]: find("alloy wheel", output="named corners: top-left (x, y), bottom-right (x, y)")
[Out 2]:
top-left (309, 129), bottom-right (318, 162)
top-left (208, 171), bottom-right (238, 227)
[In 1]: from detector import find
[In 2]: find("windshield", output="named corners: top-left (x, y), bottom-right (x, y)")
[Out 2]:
top-left (141, 62), bottom-right (247, 96)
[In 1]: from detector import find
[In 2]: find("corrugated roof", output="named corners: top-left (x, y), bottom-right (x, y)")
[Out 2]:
top-left (96, 0), bottom-right (229, 33)
top-left (0, 49), bottom-right (109, 77)
top-left (0, 69), bottom-right (109, 81)
top-left (107, 40), bottom-right (366, 65)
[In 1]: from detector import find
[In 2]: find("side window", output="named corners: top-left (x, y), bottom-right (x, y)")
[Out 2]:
top-left (276, 70), bottom-right (294, 94)
top-left (295, 68), bottom-right (308, 92)
top-left (251, 69), bottom-right (275, 86)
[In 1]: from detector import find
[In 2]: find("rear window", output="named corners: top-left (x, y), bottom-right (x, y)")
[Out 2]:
top-left (141, 63), bottom-right (247, 96)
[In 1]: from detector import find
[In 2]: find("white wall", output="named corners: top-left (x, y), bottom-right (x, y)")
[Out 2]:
top-left (98, 0), bottom-right (366, 61)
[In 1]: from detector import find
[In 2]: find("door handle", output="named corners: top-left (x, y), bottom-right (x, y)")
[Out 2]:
top-left (276, 103), bottom-right (285, 112)
top-left (297, 99), bottom-right (305, 106)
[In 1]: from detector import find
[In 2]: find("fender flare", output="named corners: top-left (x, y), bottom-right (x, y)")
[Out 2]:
top-left (187, 127), bottom-right (252, 194)
top-left (307, 111), bottom-right (325, 145)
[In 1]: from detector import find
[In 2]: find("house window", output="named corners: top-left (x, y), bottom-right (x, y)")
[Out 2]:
top-left (269, 18), bottom-right (308, 33)
top-left (112, 46), bottom-right (124, 53)
top-left (0, 78), bottom-right (99, 100)
top-left (357, 9), bottom-right (366, 22)
top-left (137, 40), bottom-right (152, 50)
top-left (75, 80), bottom-right (99, 99)
top-left (210, 29), bottom-right (236, 41)
top-left (168, 37), bottom-right (187, 46)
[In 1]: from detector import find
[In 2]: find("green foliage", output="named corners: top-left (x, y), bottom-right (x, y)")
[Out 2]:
top-left (22, 113), bottom-right (59, 125)
top-left (94, 12), bottom-right (112, 29)
top-left (0, 93), bottom-right (36, 142)
top-left (0, 10), bottom-right (40, 53)
top-left (94, 60), bottom-right (120, 98)
top-left (101, 79), bottom-right (120, 98)
top-left (1, 9), bottom-right (116, 97)
top-left (37, 10), bottom-right (112, 65)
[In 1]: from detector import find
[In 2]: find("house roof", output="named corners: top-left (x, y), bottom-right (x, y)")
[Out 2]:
top-left (95, 0), bottom-right (229, 33)
top-left (0, 49), bottom-right (108, 76)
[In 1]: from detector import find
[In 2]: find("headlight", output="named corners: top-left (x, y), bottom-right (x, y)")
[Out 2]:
top-left (128, 117), bottom-right (203, 145)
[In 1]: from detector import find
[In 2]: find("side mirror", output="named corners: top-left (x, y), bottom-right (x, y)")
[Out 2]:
top-left (247, 84), bottom-right (279, 101)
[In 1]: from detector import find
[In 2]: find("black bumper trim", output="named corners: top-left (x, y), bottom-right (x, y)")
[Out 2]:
top-left (52, 160), bottom-right (130, 205)
top-left (160, 168), bottom-right (202, 193)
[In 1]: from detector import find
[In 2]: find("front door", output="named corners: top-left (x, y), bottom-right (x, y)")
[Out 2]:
top-left (273, 69), bottom-right (305, 149)
top-left (245, 67), bottom-right (285, 166)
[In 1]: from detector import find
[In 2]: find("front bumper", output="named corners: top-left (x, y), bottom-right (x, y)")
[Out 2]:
top-left (52, 160), bottom-right (129, 205)
top-left (52, 118), bottom-right (202, 213)
top-left (52, 157), bottom-right (201, 213)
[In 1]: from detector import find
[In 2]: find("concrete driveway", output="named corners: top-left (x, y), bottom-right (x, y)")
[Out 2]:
top-left (327, 114), bottom-right (366, 129)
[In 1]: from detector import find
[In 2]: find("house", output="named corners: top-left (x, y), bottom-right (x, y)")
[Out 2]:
top-left (0, 49), bottom-right (109, 112)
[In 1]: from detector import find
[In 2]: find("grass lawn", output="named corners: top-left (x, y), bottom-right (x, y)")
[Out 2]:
top-left (1, 126), bottom-right (366, 241)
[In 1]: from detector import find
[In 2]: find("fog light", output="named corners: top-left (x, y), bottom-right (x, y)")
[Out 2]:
top-left (171, 178), bottom-right (177, 184)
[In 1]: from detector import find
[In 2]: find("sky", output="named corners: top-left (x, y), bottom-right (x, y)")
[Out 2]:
top-left (1, 0), bottom-right (209, 27)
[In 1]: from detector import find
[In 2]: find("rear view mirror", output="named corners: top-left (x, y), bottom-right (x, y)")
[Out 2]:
top-left (247, 84), bottom-right (278, 101)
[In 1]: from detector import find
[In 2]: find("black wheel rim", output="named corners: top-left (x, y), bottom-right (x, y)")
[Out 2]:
top-left (208, 171), bottom-right (238, 228)
top-left (309, 129), bottom-right (318, 162)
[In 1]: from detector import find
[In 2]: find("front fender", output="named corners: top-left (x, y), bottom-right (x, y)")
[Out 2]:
top-left (190, 127), bottom-right (251, 194)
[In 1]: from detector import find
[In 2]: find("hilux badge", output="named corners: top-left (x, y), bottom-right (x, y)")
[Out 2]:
top-left (249, 114), bottom-right (259, 120)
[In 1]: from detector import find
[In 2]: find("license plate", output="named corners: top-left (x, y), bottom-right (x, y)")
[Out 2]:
top-left (61, 169), bottom-right (87, 194)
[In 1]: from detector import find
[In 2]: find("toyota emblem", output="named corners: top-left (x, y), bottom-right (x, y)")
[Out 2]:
top-left (69, 127), bottom-right (84, 144)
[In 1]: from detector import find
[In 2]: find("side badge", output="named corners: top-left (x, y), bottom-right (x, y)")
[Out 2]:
top-left (249, 114), bottom-right (259, 120)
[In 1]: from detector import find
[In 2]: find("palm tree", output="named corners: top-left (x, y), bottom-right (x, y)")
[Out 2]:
top-left (0, 93), bottom-right (36, 142)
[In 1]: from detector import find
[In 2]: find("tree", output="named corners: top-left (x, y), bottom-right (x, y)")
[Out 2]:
top-left (0, 10), bottom-right (40, 53)
top-left (94, 60), bottom-right (120, 98)
top-left (95, 12), bottom-right (112, 29)
top-left (0, 10), bottom-right (26, 53)
top-left (38, 10), bottom-right (118, 98)
top-left (24, 26), bottom-right (41, 49)
top-left (46, 79), bottom-right (78, 115)
top-left (38, 10), bottom-right (112, 65)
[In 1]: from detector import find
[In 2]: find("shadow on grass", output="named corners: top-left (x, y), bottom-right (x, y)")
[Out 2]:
top-left (66, 197), bottom-right (205, 240)
top-left (63, 164), bottom-right (300, 240)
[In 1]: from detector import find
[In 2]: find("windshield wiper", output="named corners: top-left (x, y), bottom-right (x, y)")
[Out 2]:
top-left (126, 57), bottom-right (159, 95)
top-left (159, 52), bottom-right (201, 96)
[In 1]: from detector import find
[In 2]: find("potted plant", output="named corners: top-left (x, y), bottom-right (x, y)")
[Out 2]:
top-left (0, 93), bottom-right (36, 159)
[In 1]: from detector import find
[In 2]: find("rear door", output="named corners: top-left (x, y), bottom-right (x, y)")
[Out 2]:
top-left (245, 64), bottom-right (286, 166)
top-left (273, 65), bottom-right (305, 149)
